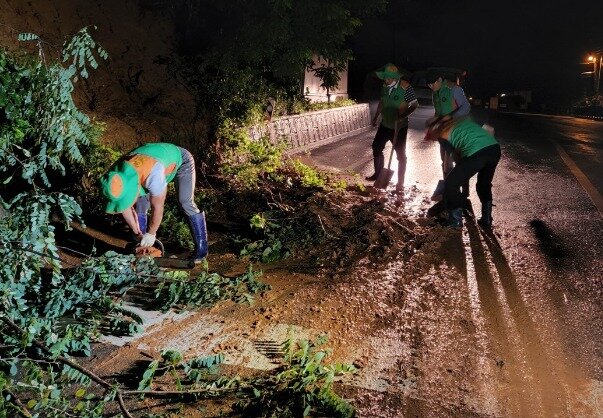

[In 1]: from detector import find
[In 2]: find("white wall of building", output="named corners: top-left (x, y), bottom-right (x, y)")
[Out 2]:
top-left (303, 56), bottom-right (349, 103)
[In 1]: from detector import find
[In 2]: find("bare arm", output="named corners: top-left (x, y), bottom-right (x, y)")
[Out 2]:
top-left (432, 119), bottom-right (455, 142)
top-left (147, 189), bottom-right (167, 235)
top-left (122, 206), bottom-right (142, 236)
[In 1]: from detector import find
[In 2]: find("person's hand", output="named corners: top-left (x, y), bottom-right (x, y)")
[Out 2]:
top-left (139, 233), bottom-right (156, 248)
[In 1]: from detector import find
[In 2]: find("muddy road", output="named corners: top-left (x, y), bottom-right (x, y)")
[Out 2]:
top-left (88, 111), bottom-right (602, 417)
top-left (307, 111), bottom-right (603, 416)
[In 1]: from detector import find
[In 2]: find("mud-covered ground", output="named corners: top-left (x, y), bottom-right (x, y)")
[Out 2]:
top-left (82, 184), bottom-right (478, 417)
top-left (76, 114), bottom-right (603, 418)
top-left (74, 189), bottom-right (598, 417)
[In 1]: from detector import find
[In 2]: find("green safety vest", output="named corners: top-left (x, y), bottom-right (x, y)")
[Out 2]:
top-left (433, 84), bottom-right (457, 117)
top-left (449, 119), bottom-right (498, 158)
top-left (380, 83), bottom-right (408, 129)
top-left (128, 143), bottom-right (183, 184)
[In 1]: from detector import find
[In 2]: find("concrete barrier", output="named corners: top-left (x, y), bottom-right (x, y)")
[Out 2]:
top-left (250, 103), bottom-right (371, 151)
top-left (572, 106), bottom-right (603, 120)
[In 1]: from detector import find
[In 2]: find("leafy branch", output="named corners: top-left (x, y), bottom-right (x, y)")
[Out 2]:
top-left (155, 262), bottom-right (270, 311)
top-left (0, 26), bottom-right (107, 189)
top-left (236, 334), bottom-right (357, 417)
top-left (0, 27), bottom-right (273, 417)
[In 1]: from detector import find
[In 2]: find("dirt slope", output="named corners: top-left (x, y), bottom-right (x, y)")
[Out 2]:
top-left (0, 0), bottom-right (199, 149)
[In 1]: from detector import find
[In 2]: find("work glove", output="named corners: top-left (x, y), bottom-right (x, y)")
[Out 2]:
top-left (139, 233), bottom-right (156, 248)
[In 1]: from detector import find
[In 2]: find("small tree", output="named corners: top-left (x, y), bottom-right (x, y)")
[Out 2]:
top-left (308, 59), bottom-right (346, 103)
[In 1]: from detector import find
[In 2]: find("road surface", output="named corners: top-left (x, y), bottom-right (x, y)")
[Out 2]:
top-left (305, 110), bottom-right (603, 417)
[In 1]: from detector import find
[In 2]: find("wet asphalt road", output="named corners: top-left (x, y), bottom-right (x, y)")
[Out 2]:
top-left (305, 110), bottom-right (603, 416)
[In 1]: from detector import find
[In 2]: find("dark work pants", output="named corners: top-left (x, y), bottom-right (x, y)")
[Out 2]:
top-left (372, 124), bottom-right (408, 158)
top-left (439, 138), bottom-right (469, 196)
top-left (444, 144), bottom-right (501, 210)
top-left (372, 124), bottom-right (409, 185)
top-left (438, 139), bottom-right (455, 178)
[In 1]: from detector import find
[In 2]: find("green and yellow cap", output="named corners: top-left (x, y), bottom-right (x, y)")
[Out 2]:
top-left (376, 63), bottom-right (402, 80)
top-left (99, 161), bottom-right (140, 214)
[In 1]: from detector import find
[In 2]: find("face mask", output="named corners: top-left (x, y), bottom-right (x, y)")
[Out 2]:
top-left (386, 80), bottom-right (397, 88)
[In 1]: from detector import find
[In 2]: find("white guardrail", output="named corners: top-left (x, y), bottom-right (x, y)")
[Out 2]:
top-left (249, 103), bottom-right (371, 151)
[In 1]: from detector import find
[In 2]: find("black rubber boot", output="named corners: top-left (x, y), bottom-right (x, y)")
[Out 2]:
top-left (477, 201), bottom-right (493, 228)
top-left (188, 211), bottom-right (209, 263)
top-left (365, 155), bottom-right (384, 181)
top-left (447, 208), bottom-right (463, 228)
top-left (431, 180), bottom-right (445, 202)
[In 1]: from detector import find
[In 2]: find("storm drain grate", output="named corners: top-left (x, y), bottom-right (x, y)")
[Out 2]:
top-left (253, 339), bottom-right (283, 362)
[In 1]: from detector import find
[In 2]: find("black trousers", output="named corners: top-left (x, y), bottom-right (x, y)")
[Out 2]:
top-left (444, 144), bottom-right (501, 209)
top-left (372, 124), bottom-right (408, 159)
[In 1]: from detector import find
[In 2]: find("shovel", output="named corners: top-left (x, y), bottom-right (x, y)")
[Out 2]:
top-left (373, 122), bottom-right (400, 189)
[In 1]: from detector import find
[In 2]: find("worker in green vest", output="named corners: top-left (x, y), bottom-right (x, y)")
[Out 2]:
top-left (427, 118), bottom-right (500, 228)
top-left (366, 63), bottom-right (418, 193)
top-left (425, 69), bottom-right (471, 200)
top-left (99, 142), bottom-right (208, 262)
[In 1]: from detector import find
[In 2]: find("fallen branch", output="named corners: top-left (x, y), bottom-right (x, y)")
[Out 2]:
top-left (1, 316), bottom-right (132, 418)
top-left (122, 386), bottom-right (241, 398)
top-left (3, 389), bottom-right (33, 418)
top-left (375, 213), bottom-right (415, 235)
top-left (316, 214), bottom-right (344, 240)
top-left (1, 315), bottom-right (241, 416)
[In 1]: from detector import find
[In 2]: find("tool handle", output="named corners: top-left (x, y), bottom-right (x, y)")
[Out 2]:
top-left (386, 121), bottom-right (400, 170)
top-left (154, 239), bottom-right (165, 256)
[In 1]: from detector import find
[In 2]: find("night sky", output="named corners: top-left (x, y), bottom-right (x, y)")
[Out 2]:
top-left (349, 0), bottom-right (603, 109)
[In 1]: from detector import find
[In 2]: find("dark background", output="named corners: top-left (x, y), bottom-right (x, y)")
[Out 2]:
top-left (348, 0), bottom-right (603, 111)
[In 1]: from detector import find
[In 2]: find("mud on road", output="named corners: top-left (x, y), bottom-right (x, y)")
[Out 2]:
top-left (82, 175), bottom-right (601, 417)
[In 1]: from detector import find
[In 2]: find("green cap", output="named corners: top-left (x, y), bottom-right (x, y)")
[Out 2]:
top-left (99, 161), bottom-right (140, 214)
top-left (376, 63), bottom-right (402, 80)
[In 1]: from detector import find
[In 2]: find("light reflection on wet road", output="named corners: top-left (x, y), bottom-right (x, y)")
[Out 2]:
top-left (305, 111), bottom-right (603, 417)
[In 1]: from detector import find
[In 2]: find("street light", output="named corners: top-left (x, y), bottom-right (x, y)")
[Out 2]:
top-left (585, 50), bottom-right (603, 95)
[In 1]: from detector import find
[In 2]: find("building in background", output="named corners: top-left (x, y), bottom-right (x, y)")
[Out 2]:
top-left (303, 56), bottom-right (349, 103)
